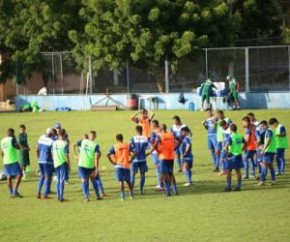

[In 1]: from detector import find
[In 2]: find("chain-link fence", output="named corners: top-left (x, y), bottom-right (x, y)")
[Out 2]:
top-left (16, 46), bottom-right (290, 95)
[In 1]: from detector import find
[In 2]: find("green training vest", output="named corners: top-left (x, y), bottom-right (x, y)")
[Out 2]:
top-left (229, 133), bottom-right (244, 156)
top-left (275, 124), bottom-right (288, 149)
top-left (265, 128), bottom-right (276, 153)
top-left (78, 139), bottom-right (98, 169)
top-left (52, 140), bottom-right (68, 168)
top-left (1, 137), bottom-right (18, 165)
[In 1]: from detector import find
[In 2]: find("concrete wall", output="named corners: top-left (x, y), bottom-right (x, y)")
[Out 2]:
top-left (16, 92), bottom-right (290, 111)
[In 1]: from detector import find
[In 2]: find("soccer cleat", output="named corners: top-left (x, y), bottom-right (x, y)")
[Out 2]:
top-left (43, 195), bottom-right (50, 199)
top-left (65, 180), bottom-right (69, 185)
top-left (213, 168), bottom-right (219, 173)
top-left (275, 172), bottom-right (281, 176)
top-left (84, 198), bottom-right (90, 202)
top-left (100, 193), bottom-right (107, 197)
top-left (36, 194), bottom-right (41, 199)
top-left (257, 181), bottom-right (265, 186)
top-left (224, 187), bottom-right (232, 192)
top-left (11, 192), bottom-right (23, 198)
top-left (218, 171), bottom-right (226, 176)
top-left (270, 181), bottom-right (276, 186)
top-left (234, 187), bottom-right (241, 192)
top-left (155, 186), bottom-right (165, 192)
top-left (242, 175), bottom-right (249, 179)
top-left (249, 175), bottom-right (256, 179)
top-left (139, 190), bottom-right (144, 195)
top-left (96, 196), bottom-right (103, 200)
top-left (183, 182), bottom-right (191, 187)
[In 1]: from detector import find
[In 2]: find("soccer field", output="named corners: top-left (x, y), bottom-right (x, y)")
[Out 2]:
top-left (0, 109), bottom-right (290, 242)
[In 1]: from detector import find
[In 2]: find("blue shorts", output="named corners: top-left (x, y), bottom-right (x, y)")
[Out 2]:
top-left (55, 163), bottom-right (68, 182)
top-left (276, 148), bottom-right (285, 158)
top-left (263, 152), bottom-right (275, 164)
top-left (78, 167), bottom-right (95, 179)
top-left (243, 150), bottom-right (256, 160)
top-left (216, 142), bottom-right (222, 151)
top-left (159, 160), bottom-right (174, 174)
top-left (225, 154), bottom-right (243, 170)
top-left (174, 146), bottom-right (182, 156)
top-left (131, 161), bottom-right (148, 174)
top-left (4, 162), bottom-right (22, 177)
top-left (115, 167), bottom-right (130, 182)
top-left (182, 159), bottom-right (193, 169)
top-left (220, 149), bottom-right (227, 159)
top-left (207, 136), bottom-right (218, 150)
top-left (151, 153), bottom-right (159, 165)
top-left (39, 163), bottom-right (54, 177)
top-left (256, 148), bottom-right (263, 163)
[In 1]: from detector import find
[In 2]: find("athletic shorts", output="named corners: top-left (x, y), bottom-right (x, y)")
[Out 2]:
top-left (182, 159), bottom-right (193, 169)
top-left (202, 94), bottom-right (210, 104)
top-left (243, 150), bottom-right (256, 160)
top-left (256, 148), bottom-right (263, 163)
top-left (230, 91), bottom-right (239, 101)
top-left (207, 136), bottom-right (218, 150)
top-left (78, 167), bottom-right (95, 179)
top-left (159, 160), bottom-right (174, 174)
top-left (225, 154), bottom-right (243, 170)
top-left (131, 161), bottom-right (148, 174)
top-left (55, 163), bottom-right (68, 182)
top-left (4, 162), bottom-right (22, 177)
top-left (151, 153), bottom-right (160, 165)
top-left (216, 142), bottom-right (222, 151)
top-left (276, 148), bottom-right (285, 159)
top-left (220, 149), bottom-right (228, 159)
top-left (39, 163), bottom-right (54, 177)
top-left (19, 150), bottom-right (30, 166)
top-left (263, 152), bottom-right (275, 164)
top-left (115, 167), bottom-right (130, 182)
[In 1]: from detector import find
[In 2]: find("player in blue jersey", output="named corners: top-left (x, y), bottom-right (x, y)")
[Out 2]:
top-left (219, 120), bottom-right (232, 176)
top-left (216, 110), bottom-right (232, 174)
top-left (130, 126), bottom-right (150, 194)
top-left (255, 120), bottom-right (266, 181)
top-left (180, 126), bottom-right (193, 186)
top-left (36, 128), bottom-right (54, 199)
top-left (202, 108), bottom-right (219, 172)
top-left (150, 119), bottom-right (164, 191)
top-left (170, 115), bottom-right (190, 173)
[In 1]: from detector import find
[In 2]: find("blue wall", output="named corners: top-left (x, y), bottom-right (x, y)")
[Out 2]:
top-left (16, 92), bottom-right (290, 111)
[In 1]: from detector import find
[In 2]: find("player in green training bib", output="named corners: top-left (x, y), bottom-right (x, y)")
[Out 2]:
top-left (51, 129), bottom-right (70, 202)
top-left (200, 78), bottom-right (217, 111)
top-left (73, 130), bottom-right (102, 201)
top-left (1, 128), bottom-right (23, 197)
top-left (269, 118), bottom-right (288, 175)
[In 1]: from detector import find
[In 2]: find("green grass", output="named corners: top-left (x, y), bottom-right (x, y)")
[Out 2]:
top-left (0, 109), bottom-right (290, 242)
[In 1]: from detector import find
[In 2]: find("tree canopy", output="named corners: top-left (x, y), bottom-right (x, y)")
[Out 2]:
top-left (0, 0), bottom-right (285, 84)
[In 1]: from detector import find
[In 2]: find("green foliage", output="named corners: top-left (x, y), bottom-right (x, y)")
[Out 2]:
top-left (70, 0), bottom-right (241, 74)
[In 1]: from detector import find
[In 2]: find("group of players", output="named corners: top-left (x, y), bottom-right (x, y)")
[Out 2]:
top-left (202, 109), bottom-right (288, 191)
top-left (0, 108), bottom-right (288, 201)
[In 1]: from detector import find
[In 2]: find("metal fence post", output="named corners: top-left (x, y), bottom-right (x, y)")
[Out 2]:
top-left (88, 56), bottom-right (93, 94)
top-left (165, 59), bottom-right (169, 93)
top-left (51, 53), bottom-right (55, 95)
top-left (126, 61), bottom-right (130, 94)
top-left (60, 53), bottom-right (63, 94)
top-left (245, 47), bottom-right (249, 92)
top-left (288, 46), bottom-right (290, 92)
top-left (205, 48), bottom-right (208, 78)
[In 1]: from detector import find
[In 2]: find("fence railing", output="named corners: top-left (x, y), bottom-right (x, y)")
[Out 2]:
top-left (16, 46), bottom-right (290, 95)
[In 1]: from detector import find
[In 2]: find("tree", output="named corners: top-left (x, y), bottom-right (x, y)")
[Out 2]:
top-left (0, 0), bottom-right (82, 84)
top-left (69, 0), bottom-right (241, 91)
